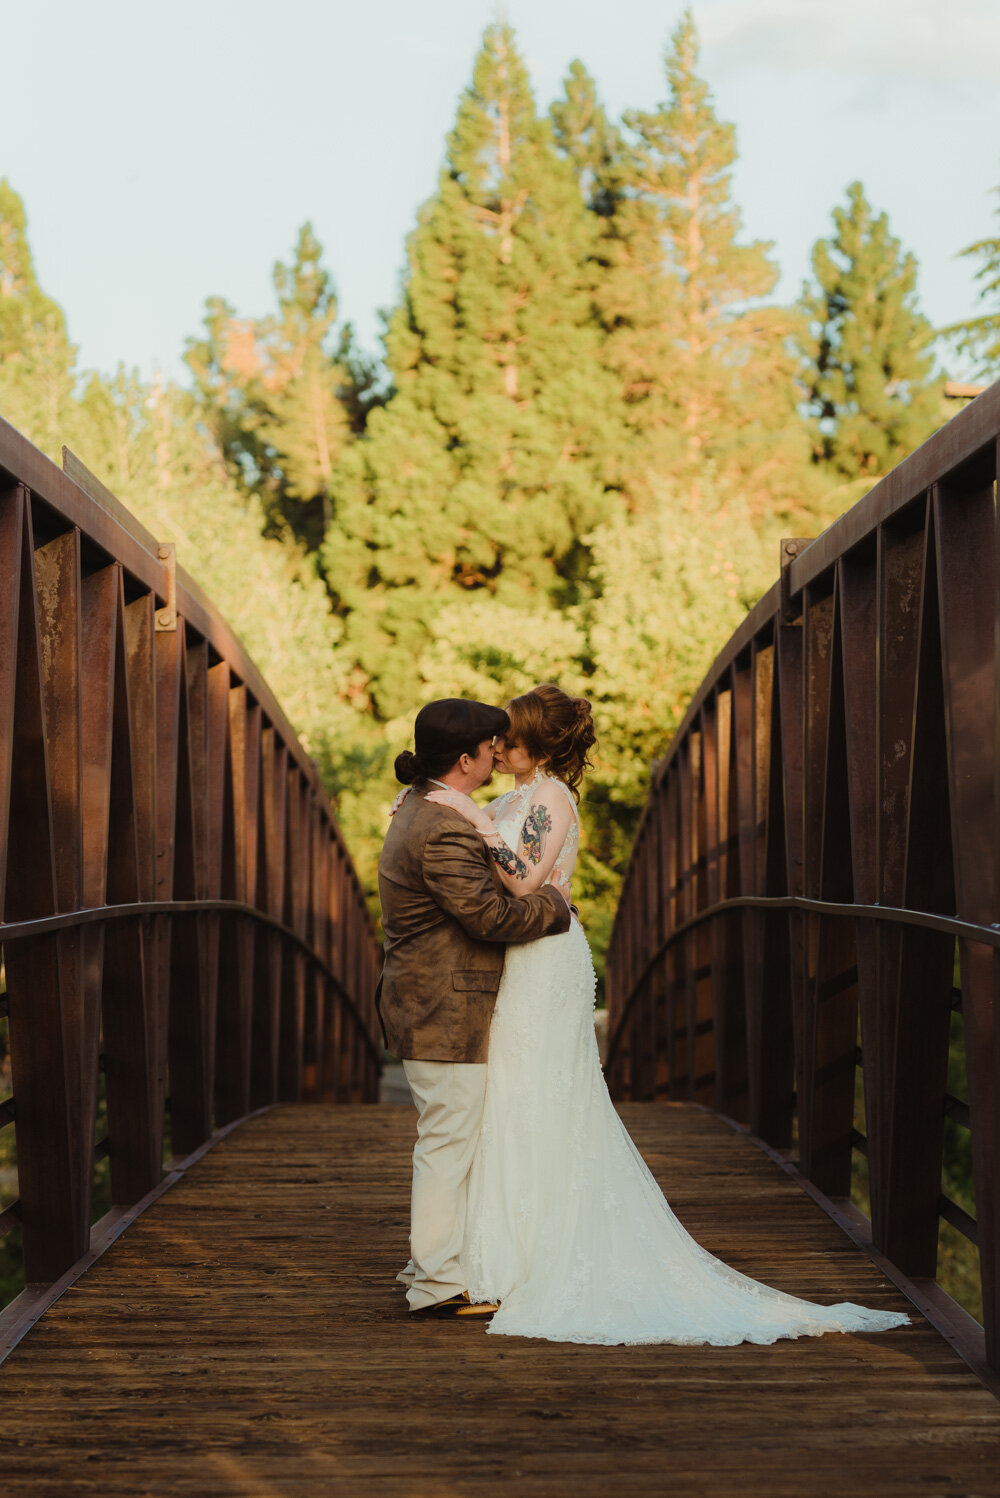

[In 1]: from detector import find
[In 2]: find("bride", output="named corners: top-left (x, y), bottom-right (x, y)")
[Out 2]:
top-left (425, 684), bottom-right (910, 1347)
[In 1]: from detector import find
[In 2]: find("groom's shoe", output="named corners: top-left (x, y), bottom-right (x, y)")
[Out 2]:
top-left (411, 1292), bottom-right (498, 1319)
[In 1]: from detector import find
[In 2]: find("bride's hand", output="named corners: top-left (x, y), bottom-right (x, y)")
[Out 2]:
top-left (425, 787), bottom-right (494, 837)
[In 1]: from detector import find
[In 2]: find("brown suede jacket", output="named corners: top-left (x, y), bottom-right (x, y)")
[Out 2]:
top-left (376, 784), bottom-right (571, 1062)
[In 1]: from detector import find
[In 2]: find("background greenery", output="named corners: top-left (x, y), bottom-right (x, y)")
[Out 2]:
top-left (2, 11), bottom-right (997, 1320)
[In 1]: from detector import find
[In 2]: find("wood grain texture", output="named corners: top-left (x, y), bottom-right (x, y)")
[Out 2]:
top-left (1, 1102), bottom-right (998, 1497)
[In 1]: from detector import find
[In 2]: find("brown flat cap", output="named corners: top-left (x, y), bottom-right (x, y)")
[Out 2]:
top-left (414, 698), bottom-right (509, 760)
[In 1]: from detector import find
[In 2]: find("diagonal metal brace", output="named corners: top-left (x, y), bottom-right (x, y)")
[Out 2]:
top-left (62, 445), bottom-right (178, 630)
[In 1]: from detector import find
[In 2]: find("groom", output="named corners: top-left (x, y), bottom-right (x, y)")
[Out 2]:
top-left (377, 697), bottom-right (570, 1318)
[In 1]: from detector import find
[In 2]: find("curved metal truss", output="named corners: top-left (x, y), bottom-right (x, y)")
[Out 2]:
top-left (0, 417), bottom-right (382, 1294)
top-left (606, 381), bottom-right (1000, 1379)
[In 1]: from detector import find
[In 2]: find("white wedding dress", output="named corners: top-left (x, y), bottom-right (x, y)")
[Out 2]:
top-left (461, 770), bottom-right (910, 1346)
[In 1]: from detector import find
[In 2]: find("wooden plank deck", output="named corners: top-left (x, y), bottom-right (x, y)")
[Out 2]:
top-left (1, 1102), bottom-right (998, 1497)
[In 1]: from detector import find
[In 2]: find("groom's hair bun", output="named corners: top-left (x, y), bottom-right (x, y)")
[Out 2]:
top-left (394, 749), bottom-right (425, 785)
top-left (505, 685), bottom-right (597, 802)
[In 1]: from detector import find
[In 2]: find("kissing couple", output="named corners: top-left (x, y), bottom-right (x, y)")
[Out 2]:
top-left (376, 685), bottom-right (909, 1347)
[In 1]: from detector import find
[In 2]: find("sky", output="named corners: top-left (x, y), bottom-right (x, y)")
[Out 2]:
top-left (4, 0), bottom-right (999, 385)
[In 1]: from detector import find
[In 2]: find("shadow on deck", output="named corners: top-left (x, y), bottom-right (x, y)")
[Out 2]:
top-left (2, 1103), bottom-right (998, 1497)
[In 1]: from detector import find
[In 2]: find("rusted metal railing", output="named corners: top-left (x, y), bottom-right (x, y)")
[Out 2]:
top-left (605, 380), bottom-right (1000, 1383)
top-left (0, 415), bottom-right (382, 1319)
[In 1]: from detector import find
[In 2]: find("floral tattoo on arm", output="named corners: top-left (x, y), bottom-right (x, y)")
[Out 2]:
top-left (489, 841), bottom-right (529, 879)
top-left (521, 804), bottom-right (553, 866)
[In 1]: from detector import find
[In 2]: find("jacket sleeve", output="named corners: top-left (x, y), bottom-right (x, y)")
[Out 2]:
top-left (423, 817), bottom-right (571, 944)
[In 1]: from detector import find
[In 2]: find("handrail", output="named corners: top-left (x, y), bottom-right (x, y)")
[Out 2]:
top-left (0, 898), bottom-right (381, 1066)
top-left (0, 415), bottom-right (383, 1313)
top-left (605, 379), bottom-right (1000, 1379)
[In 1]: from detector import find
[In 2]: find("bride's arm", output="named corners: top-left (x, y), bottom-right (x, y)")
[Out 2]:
top-left (426, 785), bottom-right (573, 895)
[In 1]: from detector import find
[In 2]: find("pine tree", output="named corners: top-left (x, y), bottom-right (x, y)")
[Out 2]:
top-left (800, 182), bottom-right (943, 481)
top-left (595, 11), bottom-right (810, 514)
top-left (550, 60), bottom-right (623, 217)
top-left (184, 294), bottom-right (276, 504)
top-left (185, 224), bottom-right (365, 549)
top-left (0, 178), bottom-right (80, 455)
top-left (335, 324), bottom-right (388, 436)
top-left (252, 224), bottom-right (352, 546)
top-left (323, 22), bottom-right (626, 719)
top-left (941, 179), bottom-right (1000, 376)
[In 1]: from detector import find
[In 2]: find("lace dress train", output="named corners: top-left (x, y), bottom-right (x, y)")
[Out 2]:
top-left (461, 786), bottom-right (910, 1347)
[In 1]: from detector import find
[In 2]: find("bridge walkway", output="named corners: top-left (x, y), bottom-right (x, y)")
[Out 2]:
top-left (2, 1103), bottom-right (998, 1497)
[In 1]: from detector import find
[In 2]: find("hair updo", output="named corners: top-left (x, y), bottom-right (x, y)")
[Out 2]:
top-left (504, 684), bottom-right (596, 802)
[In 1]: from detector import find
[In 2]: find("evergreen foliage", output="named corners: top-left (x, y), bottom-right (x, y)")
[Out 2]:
top-left (0, 177), bottom-right (81, 456)
top-left (321, 23), bottom-right (626, 720)
top-left (799, 181), bottom-right (943, 481)
top-left (185, 224), bottom-right (370, 550)
top-left (942, 178), bottom-right (1000, 377)
top-left (76, 373), bottom-right (365, 774)
top-left (0, 182), bottom-right (370, 816)
top-left (256, 224), bottom-right (352, 541)
top-left (550, 60), bottom-right (623, 217)
top-left (583, 485), bottom-right (770, 810)
top-left (594, 12), bottom-right (813, 516)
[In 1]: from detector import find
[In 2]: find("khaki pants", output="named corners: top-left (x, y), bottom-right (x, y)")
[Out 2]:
top-left (397, 1059), bottom-right (487, 1311)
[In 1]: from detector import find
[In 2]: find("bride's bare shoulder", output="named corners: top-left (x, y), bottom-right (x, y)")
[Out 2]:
top-left (528, 776), bottom-right (577, 820)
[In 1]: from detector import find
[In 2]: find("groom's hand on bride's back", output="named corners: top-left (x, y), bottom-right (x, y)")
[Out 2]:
top-left (542, 878), bottom-right (573, 911)
top-left (550, 886), bottom-right (581, 921)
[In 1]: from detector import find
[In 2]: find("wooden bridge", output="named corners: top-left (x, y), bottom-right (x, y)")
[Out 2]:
top-left (2, 396), bottom-right (1000, 1494)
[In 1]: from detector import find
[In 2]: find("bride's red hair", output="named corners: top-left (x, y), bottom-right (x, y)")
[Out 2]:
top-left (504, 684), bottom-right (596, 802)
